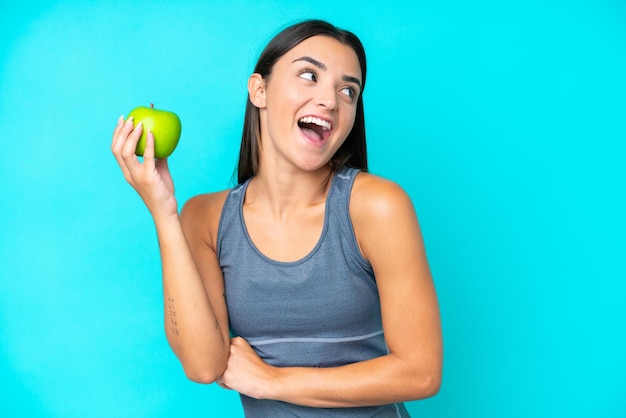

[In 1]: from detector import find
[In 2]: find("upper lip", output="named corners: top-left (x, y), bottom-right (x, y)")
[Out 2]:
top-left (298, 115), bottom-right (332, 131)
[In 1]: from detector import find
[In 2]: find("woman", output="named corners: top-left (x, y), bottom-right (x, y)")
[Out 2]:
top-left (112, 19), bottom-right (442, 417)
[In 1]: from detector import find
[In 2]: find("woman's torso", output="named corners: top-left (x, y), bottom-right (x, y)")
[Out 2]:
top-left (216, 166), bottom-right (410, 417)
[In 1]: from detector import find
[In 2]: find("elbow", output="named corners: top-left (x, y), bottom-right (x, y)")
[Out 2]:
top-left (405, 367), bottom-right (442, 400)
top-left (183, 362), bottom-right (226, 384)
top-left (420, 372), bottom-right (442, 399)
top-left (178, 351), bottom-right (228, 384)
top-left (408, 352), bottom-right (443, 399)
top-left (170, 339), bottom-right (229, 384)
top-left (184, 370), bottom-right (218, 385)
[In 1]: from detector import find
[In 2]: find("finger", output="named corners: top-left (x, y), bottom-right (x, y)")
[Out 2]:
top-left (231, 336), bottom-right (245, 345)
top-left (111, 116), bottom-right (136, 156)
top-left (113, 114), bottom-right (124, 134)
top-left (142, 129), bottom-right (156, 172)
top-left (111, 118), bottom-right (137, 181)
top-left (121, 121), bottom-right (143, 161)
top-left (155, 156), bottom-right (169, 171)
top-left (118, 122), bottom-right (144, 183)
top-left (111, 115), bottom-right (125, 146)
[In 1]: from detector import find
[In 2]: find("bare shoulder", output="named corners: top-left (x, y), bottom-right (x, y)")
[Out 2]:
top-left (181, 189), bottom-right (231, 220)
top-left (180, 189), bottom-right (231, 251)
top-left (350, 172), bottom-right (421, 261)
top-left (350, 172), bottom-right (416, 220)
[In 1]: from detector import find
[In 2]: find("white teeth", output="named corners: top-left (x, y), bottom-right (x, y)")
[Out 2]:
top-left (299, 116), bottom-right (331, 131)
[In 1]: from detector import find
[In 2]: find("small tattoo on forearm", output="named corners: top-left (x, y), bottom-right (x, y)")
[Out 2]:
top-left (167, 297), bottom-right (179, 336)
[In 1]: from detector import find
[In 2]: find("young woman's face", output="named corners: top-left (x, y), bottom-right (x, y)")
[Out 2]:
top-left (254, 35), bottom-right (362, 173)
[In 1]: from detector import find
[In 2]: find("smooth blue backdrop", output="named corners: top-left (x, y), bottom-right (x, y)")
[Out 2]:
top-left (1, 0), bottom-right (624, 417)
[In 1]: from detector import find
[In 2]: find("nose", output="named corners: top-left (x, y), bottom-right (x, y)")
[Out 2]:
top-left (315, 84), bottom-right (337, 111)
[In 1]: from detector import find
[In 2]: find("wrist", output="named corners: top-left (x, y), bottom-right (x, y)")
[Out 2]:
top-left (143, 194), bottom-right (179, 226)
top-left (262, 366), bottom-right (289, 401)
top-left (152, 211), bottom-right (182, 238)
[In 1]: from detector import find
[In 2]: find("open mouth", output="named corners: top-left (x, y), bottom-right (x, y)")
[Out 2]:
top-left (298, 116), bottom-right (332, 142)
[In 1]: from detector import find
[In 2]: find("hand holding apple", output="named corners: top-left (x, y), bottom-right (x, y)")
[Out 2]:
top-left (111, 114), bottom-right (180, 221)
top-left (128, 103), bottom-right (181, 158)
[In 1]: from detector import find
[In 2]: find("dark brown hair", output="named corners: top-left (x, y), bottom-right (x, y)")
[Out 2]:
top-left (237, 19), bottom-right (368, 184)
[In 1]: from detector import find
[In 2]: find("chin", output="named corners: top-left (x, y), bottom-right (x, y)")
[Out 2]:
top-left (293, 158), bottom-right (332, 173)
top-left (292, 147), bottom-right (341, 173)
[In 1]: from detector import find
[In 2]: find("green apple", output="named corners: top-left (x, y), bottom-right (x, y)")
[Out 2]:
top-left (128, 103), bottom-right (181, 158)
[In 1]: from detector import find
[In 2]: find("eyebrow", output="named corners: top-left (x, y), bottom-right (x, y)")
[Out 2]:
top-left (292, 56), bottom-right (362, 89)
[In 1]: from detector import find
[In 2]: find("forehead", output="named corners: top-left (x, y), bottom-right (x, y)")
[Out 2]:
top-left (277, 35), bottom-right (362, 79)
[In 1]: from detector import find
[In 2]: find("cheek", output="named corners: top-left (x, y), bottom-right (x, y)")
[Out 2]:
top-left (266, 89), bottom-right (304, 124)
top-left (272, 82), bottom-right (304, 105)
top-left (340, 107), bottom-right (358, 134)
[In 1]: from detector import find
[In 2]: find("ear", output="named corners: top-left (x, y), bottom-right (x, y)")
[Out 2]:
top-left (248, 73), bottom-right (266, 108)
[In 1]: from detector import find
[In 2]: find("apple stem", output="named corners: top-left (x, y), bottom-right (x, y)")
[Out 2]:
top-left (150, 103), bottom-right (154, 109)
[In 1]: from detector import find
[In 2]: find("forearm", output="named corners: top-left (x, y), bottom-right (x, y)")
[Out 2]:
top-left (261, 353), bottom-right (440, 408)
top-left (155, 214), bottom-right (228, 382)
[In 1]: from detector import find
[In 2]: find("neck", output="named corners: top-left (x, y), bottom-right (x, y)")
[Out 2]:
top-left (246, 164), bottom-right (334, 219)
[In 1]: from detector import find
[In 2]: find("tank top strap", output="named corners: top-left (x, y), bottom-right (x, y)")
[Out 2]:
top-left (326, 166), bottom-right (370, 270)
top-left (328, 165), bottom-right (360, 212)
top-left (216, 178), bottom-right (250, 260)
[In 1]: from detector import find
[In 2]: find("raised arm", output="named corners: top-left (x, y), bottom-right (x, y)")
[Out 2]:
top-left (111, 116), bottom-right (230, 382)
top-left (219, 172), bottom-right (442, 407)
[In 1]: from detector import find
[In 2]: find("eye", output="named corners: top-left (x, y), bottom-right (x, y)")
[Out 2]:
top-left (340, 86), bottom-right (357, 100)
top-left (298, 68), bottom-right (318, 82)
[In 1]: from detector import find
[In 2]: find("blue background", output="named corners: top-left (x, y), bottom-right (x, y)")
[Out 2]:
top-left (1, 0), bottom-right (624, 416)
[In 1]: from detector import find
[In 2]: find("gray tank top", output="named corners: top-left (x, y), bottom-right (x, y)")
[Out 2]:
top-left (217, 166), bottom-right (410, 417)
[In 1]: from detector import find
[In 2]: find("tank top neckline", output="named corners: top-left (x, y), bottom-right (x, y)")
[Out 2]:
top-left (237, 169), bottom-right (349, 267)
